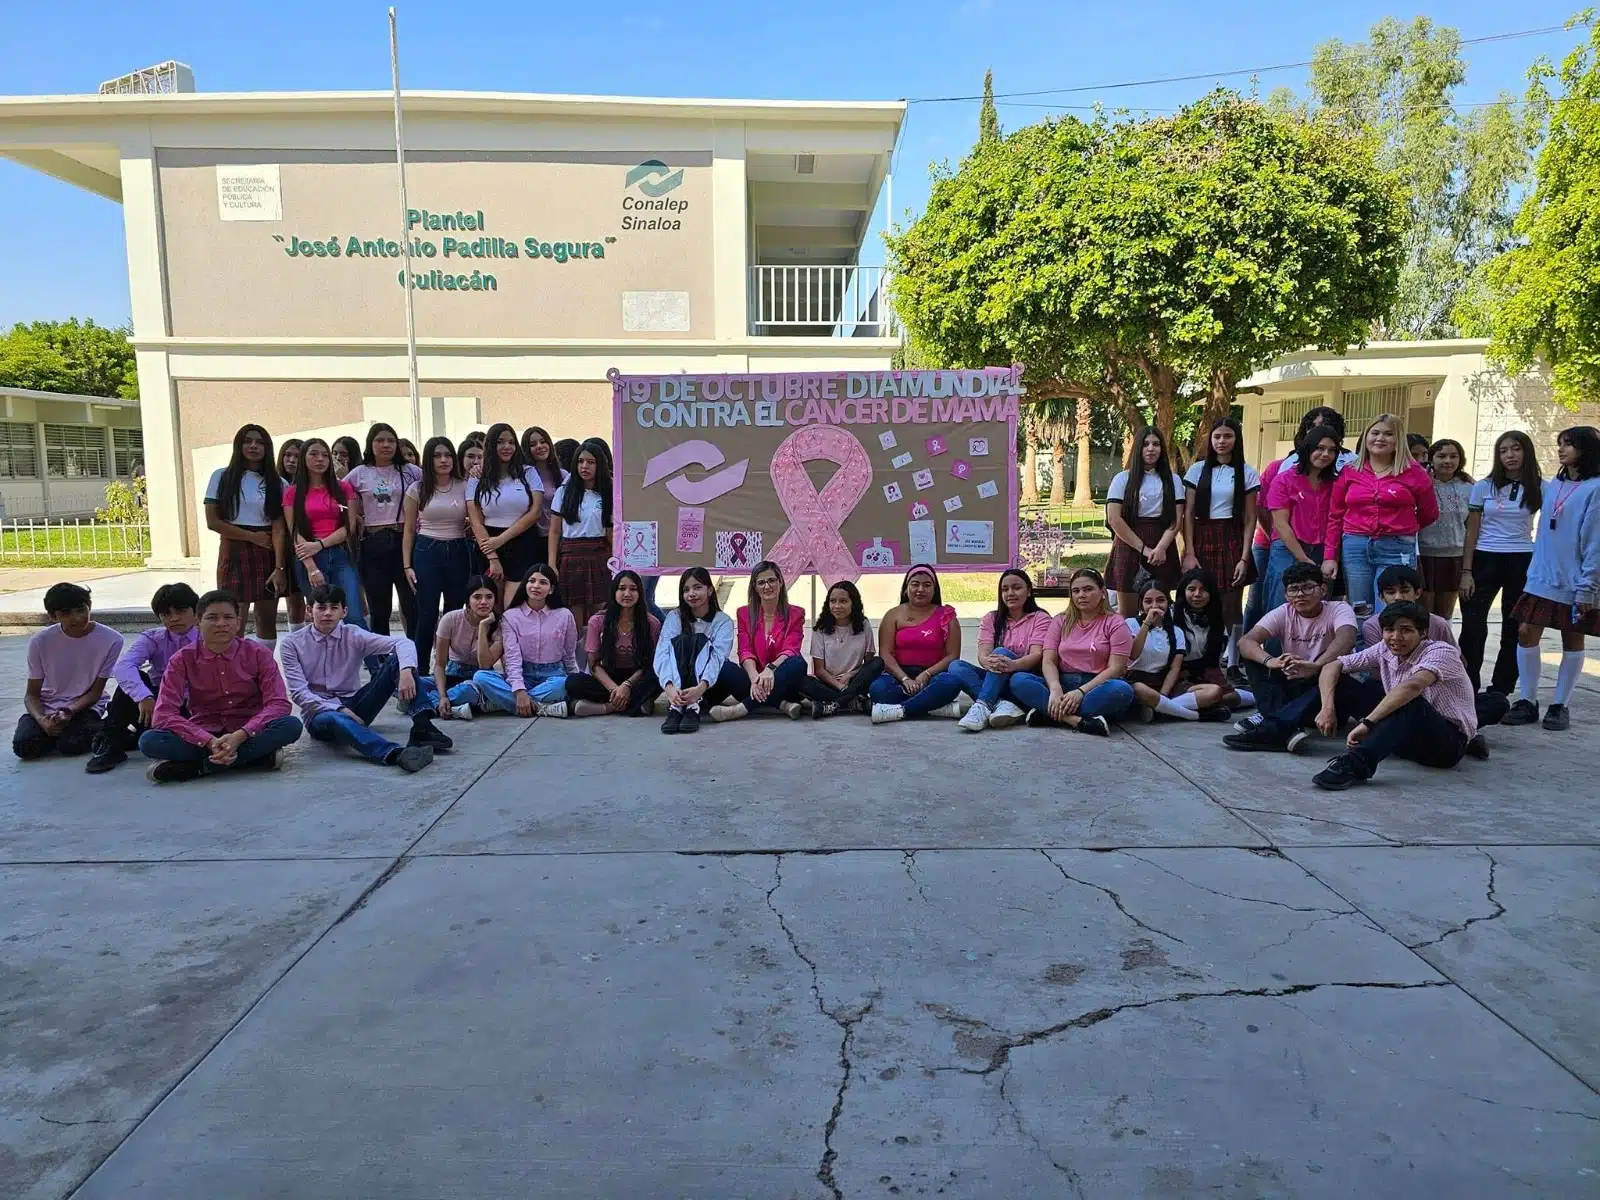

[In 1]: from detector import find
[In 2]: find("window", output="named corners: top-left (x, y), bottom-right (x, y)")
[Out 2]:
top-left (0, 422), bottom-right (38, 479)
top-left (112, 428), bottom-right (144, 476)
top-left (1341, 386), bottom-right (1407, 431)
top-left (44, 424), bottom-right (107, 478)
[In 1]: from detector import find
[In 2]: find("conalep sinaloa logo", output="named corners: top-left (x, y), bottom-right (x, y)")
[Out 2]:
top-left (623, 159), bottom-right (687, 231)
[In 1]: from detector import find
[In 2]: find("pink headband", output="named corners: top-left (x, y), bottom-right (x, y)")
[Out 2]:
top-left (906, 566), bottom-right (937, 583)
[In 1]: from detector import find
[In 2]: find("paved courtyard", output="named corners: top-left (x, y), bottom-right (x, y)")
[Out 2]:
top-left (2, 631), bottom-right (1597, 1199)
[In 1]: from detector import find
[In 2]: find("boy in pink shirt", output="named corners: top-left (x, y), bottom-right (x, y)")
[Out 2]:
top-left (16, 582), bottom-right (123, 761)
top-left (1233, 560), bottom-right (1358, 722)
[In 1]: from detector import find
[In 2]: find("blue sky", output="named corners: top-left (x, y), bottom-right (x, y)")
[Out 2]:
top-left (0, 0), bottom-right (1585, 328)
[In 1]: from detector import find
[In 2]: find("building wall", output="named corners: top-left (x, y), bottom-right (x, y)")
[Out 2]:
top-left (0, 393), bottom-right (143, 520)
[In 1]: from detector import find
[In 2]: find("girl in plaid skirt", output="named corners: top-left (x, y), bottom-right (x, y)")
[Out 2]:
top-left (1182, 416), bottom-right (1260, 673)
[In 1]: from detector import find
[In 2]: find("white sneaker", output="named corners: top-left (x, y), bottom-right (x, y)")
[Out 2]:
top-left (958, 701), bottom-right (990, 731)
top-left (871, 702), bottom-right (905, 724)
top-left (537, 701), bottom-right (568, 718)
top-left (987, 700), bottom-right (1025, 728)
top-left (930, 701), bottom-right (962, 719)
top-left (450, 702), bottom-right (475, 722)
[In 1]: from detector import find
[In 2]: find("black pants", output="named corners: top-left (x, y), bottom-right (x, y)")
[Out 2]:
top-left (1459, 549), bottom-right (1530, 694)
top-left (1264, 677), bottom-right (1468, 774)
top-left (14, 709), bottom-right (102, 760)
top-left (359, 527), bottom-right (416, 640)
top-left (798, 656), bottom-right (885, 709)
top-left (668, 633), bottom-right (744, 708)
top-left (103, 675), bottom-right (157, 751)
top-left (1245, 653), bottom-right (1318, 717)
top-left (565, 669), bottom-right (662, 715)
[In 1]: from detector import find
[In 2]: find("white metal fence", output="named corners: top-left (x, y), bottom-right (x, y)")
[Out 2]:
top-left (748, 265), bottom-right (900, 338)
top-left (0, 518), bottom-right (151, 564)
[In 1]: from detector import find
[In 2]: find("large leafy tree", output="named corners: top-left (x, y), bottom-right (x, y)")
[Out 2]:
top-left (0, 319), bottom-right (138, 399)
top-left (1477, 15), bottom-right (1600, 407)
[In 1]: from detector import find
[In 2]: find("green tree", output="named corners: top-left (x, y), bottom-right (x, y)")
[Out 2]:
top-left (0, 319), bottom-right (138, 399)
top-left (1478, 13), bottom-right (1600, 406)
top-left (979, 69), bottom-right (1001, 146)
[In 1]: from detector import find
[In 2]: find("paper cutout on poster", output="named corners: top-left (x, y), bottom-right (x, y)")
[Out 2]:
top-left (855, 537), bottom-right (901, 568)
top-left (621, 521), bottom-right (658, 568)
top-left (878, 430), bottom-right (898, 450)
top-left (909, 520), bottom-right (938, 564)
top-left (945, 520), bottom-right (994, 555)
top-left (951, 459), bottom-right (971, 480)
top-left (943, 495), bottom-right (964, 513)
top-left (969, 437), bottom-right (990, 457)
top-left (912, 469), bottom-right (935, 491)
top-left (715, 530), bottom-right (762, 569)
top-left (675, 507), bottom-right (705, 554)
top-left (925, 436), bottom-right (948, 457)
top-left (882, 481), bottom-right (903, 503)
top-left (976, 480), bottom-right (1000, 500)
top-left (909, 500), bottom-right (930, 520)
top-left (891, 452), bottom-right (914, 469)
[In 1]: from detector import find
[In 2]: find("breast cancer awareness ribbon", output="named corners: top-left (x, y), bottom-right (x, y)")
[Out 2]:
top-left (769, 425), bottom-right (874, 583)
top-left (727, 533), bottom-right (750, 566)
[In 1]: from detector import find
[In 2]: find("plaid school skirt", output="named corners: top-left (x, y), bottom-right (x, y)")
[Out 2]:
top-left (1105, 517), bottom-right (1182, 592)
top-left (1190, 517), bottom-right (1256, 592)
top-left (557, 535), bottom-right (612, 612)
top-left (1510, 591), bottom-right (1600, 636)
top-left (218, 532), bottom-right (276, 604)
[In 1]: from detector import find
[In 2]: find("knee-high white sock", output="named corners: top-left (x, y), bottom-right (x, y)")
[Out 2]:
top-left (1554, 650), bottom-right (1585, 705)
top-left (1516, 644), bottom-right (1543, 704)
top-left (1171, 691), bottom-right (1200, 711)
top-left (1154, 695), bottom-right (1200, 720)
top-left (1227, 624), bottom-right (1243, 667)
top-left (1233, 687), bottom-right (1256, 709)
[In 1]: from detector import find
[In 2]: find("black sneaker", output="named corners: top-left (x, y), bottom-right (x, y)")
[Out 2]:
top-left (1465, 733), bottom-right (1490, 760)
top-left (813, 700), bottom-right (838, 721)
top-left (1225, 665), bottom-right (1250, 687)
top-left (1075, 715), bottom-right (1110, 737)
top-left (85, 734), bottom-right (126, 774)
top-left (409, 715), bottom-right (454, 752)
top-left (1542, 703), bottom-right (1571, 731)
top-left (661, 708), bottom-right (683, 734)
top-left (392, 744), bottom-right (434, 773)
top-left (145, 759), bottom-right (207, 784)
top-left (1503, 699), bottom-right (1540, 726)
top-left (1197, 705), bottom-right (1233, 723)
top-left (1313, 754), bottom-right (1369, 791)
top-left (679, 707), bottom-right (701, 733)
top-left (1024, 709), bottom-right (1050, 728)
top-left (1223, 724), bottom-right (1290, 752)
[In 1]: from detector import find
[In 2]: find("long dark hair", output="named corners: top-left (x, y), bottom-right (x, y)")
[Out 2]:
top-left (289, 437), bottom-right (347, 539)
top-left (1194, 416), bottom-right (1246, 523)
top-left (898, 564), bottom-right (943, 607)
top-left (473, 422), bottom-right (534, 511)
top-left (362, 422), bottom-right (402, 468)
top-left (469, 572), bottom-right (508, 643)
top-left (677, 566), bottom-right (720, 624)
top-left (414, 436), bottom-right (458, 511)
top-left (745, 559), bottom-right (790, 631)
top-left (332, 436), bottom-right (362, 476)
top-left (522, 426), bottom-right (562, 491)
top-left (555, 438), bottom-right (580, 474)
top-left (1172, 566), bottom-right (1225, 671)
top-left (215, 424), bottom-right (282, 523)
top-left (598, 569), bottom-right (656, 671)
top-left (509, 562), bottom-right (564, 612)
top-left (559, 438), bottom-right (614, 529)
top-left (275, 437), bottom-right (302, 487)
top-left (1428, 438), bottom-right (1474, 484)
top-left (1133, 571), bottom-right (1182, 673)
top-left (397, 437), bottom-right (420, 466)
top-left (1488, 430), bottom-right (1542, 512)
top-left (1123, 427), bottom-right (1176, 527)
top-left (991, 567), bottom-right (1041, 648)
top-left (1557, 426), bottom-right (1600, 481)
top-left (1298, 405), bottom-right (1346, 444)
top-left (1294, 424), bottom-right (1344, 482)
top-left (815, 580), bottom-right (866, 634)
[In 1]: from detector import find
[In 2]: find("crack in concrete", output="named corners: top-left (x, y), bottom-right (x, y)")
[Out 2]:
top-left (998, 1061), bottom-right (1089, 1198)
top-left (1247, 911), bottom-right (1368, 960)
top-left (1123, 851), bottom-right (1361, 915)
top-left (329, 855), bottom-right (412, 927)
top-left (1039, 850), bottom-right (1186, 945)
top-left (902, 850), bottom-right (931, 903)
top-left (1228, 806), bottom-right (1403, 845)
top-left (1406, 851), bottom-right (1509, 951)
top-left (38, 1115), bottom-right (126, 1127)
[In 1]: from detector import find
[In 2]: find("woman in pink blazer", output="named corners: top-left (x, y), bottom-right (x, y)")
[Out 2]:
top-left (710, 560), bottom-right (810, 721)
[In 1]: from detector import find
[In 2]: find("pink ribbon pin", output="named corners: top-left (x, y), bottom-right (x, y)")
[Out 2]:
top-left (769, 426), bottom-right (873, 583)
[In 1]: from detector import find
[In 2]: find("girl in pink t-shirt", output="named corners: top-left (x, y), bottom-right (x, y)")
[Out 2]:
top-left (1262, 423), bottom-right (1343, 612)
top-left (952, 568), bottom-right (1052, 731)
top-left (1008, 567), bottom-right (1135, 735)
top-left (282, 437), bottom-right (365, 627)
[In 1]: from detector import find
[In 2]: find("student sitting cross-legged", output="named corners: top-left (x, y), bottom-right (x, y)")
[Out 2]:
top-left (138, 590), bottom-right (305, 782)
top-left (281, 584), bottom-right (445, 773)
top-left (712, 560), bottom-right (810, 722)
top-left (87, 582), bottom-right (201, 773)
top-left (800, 580), bottom-right (883, 719)
top-left (655, 566), bottom-right (741, 734)
top-left (868, 564), bottom-right (972, 724)
top-left (404, 574), bottom-right (500, 722)
top-left (16, 582), bottom-right (124, 761)
top-left (1232, 560), bottom-right (1358, 731)
top-left (471, 564), bottom-right (578, 719)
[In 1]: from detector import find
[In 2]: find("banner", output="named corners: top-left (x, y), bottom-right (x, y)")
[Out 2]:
top-left (612, 367), bottom-right (1021, 579)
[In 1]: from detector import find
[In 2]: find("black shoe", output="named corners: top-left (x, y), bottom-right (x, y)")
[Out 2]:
top-left (391, 744), bottom-right (434, 773)
top-left (85, 734), bottom-right (126, 774)
top-left (145, 759), bottom-right (207, 784)
top-left (1075, 715), bottom-right (1110, 737)
top-left (409, 715), bottom-right (454, 752)
top-left (1466, 733), bottom-right (1490, 760)
top-left (661, 708), bottom-right (683, 734)
top-left (1223, 725), bottom-right (1290, 752)
top-left (1225, 665), bottom-right (1249, 687)
top-left (813, 700), bottom-right (837, 721)
top-left (1313, 754), bottom-right (1369, 791)
top-left (1024, 709), bottom-right (1049, 728)
top-left (1503, 699), bottom-right (1540, 726)
top-left (1542, 703), bottom-right (1571, 731)
top-left (679, 707), bottom-right (701, 733)
top-left (1197, 705), bottom-right (1233, 724)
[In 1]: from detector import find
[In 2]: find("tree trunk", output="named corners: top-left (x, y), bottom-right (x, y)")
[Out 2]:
top-left (1072, 397), bottom-right (1095, 507)
top-left (1021, 415), bottom-right (1040, 506)
top-left (1190, 368), bottom-right (1237, 462)
top-left (1134, 351), bottom-right (1181, 444)
top-left (1049, 433), bottom-right (1069, 507)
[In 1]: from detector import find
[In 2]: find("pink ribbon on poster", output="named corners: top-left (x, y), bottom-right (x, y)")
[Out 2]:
top-left (727, 533), bottom-right (750, 565)
top-left (769, 425), bottom-right (873, 582)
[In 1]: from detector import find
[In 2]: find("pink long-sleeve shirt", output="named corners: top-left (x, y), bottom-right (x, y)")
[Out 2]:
top-left (154, 638), bottom-right (292, 746)
top-left (501, 604), bottom-right (579, 690)
top-left (280, 623), bottom-right (419, 717)
top-left (736, 604), bottom-right (807, 670)
top-left (1323, 461), bottom-right (1439, 555)
top-left (112, 626), bottom-right (199, 702)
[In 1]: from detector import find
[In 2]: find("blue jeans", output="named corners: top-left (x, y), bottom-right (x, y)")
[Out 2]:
top-left (1340, 533), bottom-right (1415, 620)
top-left (407, 672), bottom-right (483, 717)
top-left (138, 714), bottom-right (304, 768)
top-left (1009, 670), bottom-right (1136, 723)
top-left (473, 662), bottom-right (567, 712)
top-left (1261, 540), bottom-right (1326, 616)
top-left (642, 575), bottom-right (665, 624)
top-left (948, 648), bottom-right (1020, 708)
top-left (867, 664), bottom-right (971, 716)
top-left (1244, 542), bottom-right (1272, 632)
top-left (730, 654), bottom-right (808, 712)
top-left (305, 653), bottom-right (404, 764)
top-left (412, 535), bottom-right (473, 673)
top-left (294, 544), bottom-right (367, 628)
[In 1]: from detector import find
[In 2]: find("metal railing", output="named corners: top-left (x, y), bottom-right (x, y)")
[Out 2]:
top-left (748, 265), bottom-right (900, 338)
top-left (0, 518), bottom-right (151, 565)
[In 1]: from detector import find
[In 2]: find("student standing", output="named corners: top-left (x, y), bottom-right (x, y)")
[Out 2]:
top-left (87, 582), bottom-right (201, 773)
top-left (205, 423), bottom-right (286, 643)
top-left (1418, 438), bottom-right (1474, 619)
top-left (403, 436), bottom-right (474, 673)
top-left (566, 569), bottom-right (662, 717)
top-left (801, 580), bottom-right (883, 719)
top-left (1460, 431), bottom-right (1542, 695)
top-left (548, 438), bottom-right (614, 632)
top-left (15, 583), bottom-right (123, 761)
top-left (1232, 560), bottom-right (1358, 722)
top-left (407, 574), bottom-right (500, 721)
top-left (1104, 427), bottom-right (1186, 616)
top-left (952, 568), bottom-right (1051, 731)
top-left (283, 438), bottom-right (365, 626)
top-left (655, 566), bottom-right (741, 733)
top-left (275, 438), bottom-right (307, 633)
top-left (343, 422), bottom-right (422, 640)
top-left (472, 564), bottom-right (578, 718)
top-left (711, 560), bottom-right (809, 722)
top-left (1008, 567), bottom-right (1136, 735)
top-left (1262, 424), bottom-right (1342, 613)
top-left (138, 590), bottom-right (305, 782)
top-left (1182, 416), bottom-right (1260, 673)
top-left (521, 425), bottom-right (566, 566)
top-left (281, 584), bottom-right (443, 771)
top-left (331, 435), bottom-right (362, 480)
top-left (1503, 425), bottom-right (1600, 731)
top-left (397, 438), bottom-right (421, 468)
top-left (867, 565), bottom-right (970, 724)
top-left (468, 422), bottom-right (546, 606)
top-left (459, 433), bottom-right (486, 480)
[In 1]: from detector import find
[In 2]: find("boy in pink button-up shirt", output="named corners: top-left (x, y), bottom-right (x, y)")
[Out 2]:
top-left (87, 582), bottom-right (201, 774)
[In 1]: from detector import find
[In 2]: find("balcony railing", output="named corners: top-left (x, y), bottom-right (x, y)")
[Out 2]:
top-left (748, 265), bottom-right (901, 339)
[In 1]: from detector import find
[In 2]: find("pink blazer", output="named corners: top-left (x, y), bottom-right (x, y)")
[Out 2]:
top-left (736, 604), bottom-right (807, 670)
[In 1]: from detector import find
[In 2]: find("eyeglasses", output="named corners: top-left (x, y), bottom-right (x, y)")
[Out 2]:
top-left (1285, 583), bottom-right (1322, 596)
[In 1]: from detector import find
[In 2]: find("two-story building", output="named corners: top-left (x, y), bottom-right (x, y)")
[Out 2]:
top-left (0, 89), bottom-right (904, 565)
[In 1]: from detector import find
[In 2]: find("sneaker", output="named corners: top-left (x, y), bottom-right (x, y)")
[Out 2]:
top-left (1503, 699), bottom-right (1540, 726)
top-left (1465, 733), bottom-right (1490, 760)
top-left (710, 701), bottom-right (747, 723)
top-left (1225, 665), bottom-right (1250, 687)
top-left (958, 702), bottom-right (990, 732)
top-left (1542, 703), bottom-right (1571, 731)
top-left (409, 716), bottom-right (454, 752)
top-left (448, 702), bottom-right (475, 722)
top-left (779, 701), bottom-right (804, 720)
top-left (813, 700), bottom-right (839, 721)
top-left (393, 744), bottom-right (434, 773)
top-left (85, 735), bottom-right (126, 774)
top-left (929, 701), bottom-right (962, 719)
top-left (678, 707), bottom-right (701, 733)
top-left (1285, 729), bottom-right (1314, 755)
top-left (1133, 703), bottom-right (1155, 723)
top-left (1075, 715), bottom-right (1110, 737)
top-left (661, 708), bottom-right (684, 734)
top-left (1222, 725), bottom-right (1290, 752)
top-left (1197, 705), bottom-right (1233, 723)
top-left (1024, 709), bottom-right (1051, 728)
top-left (146, 759), bottom-right (206, 784)
top-left (537, 701), bottom-right (569, 719)
top-left (871, 702), bottom-right (905, 724)
top-left (1313, 754), bottom-right (1369, 791)
top-left (1233, 711), bottom-right (1266, 734)
top-left (988, 700), bottom-right (1025, 728)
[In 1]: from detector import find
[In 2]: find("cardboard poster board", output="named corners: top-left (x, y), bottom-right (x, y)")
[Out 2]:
top-left (612, 367), bottom-right (1021, 579)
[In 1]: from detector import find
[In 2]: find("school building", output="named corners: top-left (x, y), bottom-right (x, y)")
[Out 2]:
top-left (0, 88), bottom-right (905, 565)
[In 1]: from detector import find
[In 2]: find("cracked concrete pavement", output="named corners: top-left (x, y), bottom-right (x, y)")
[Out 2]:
top-left (1, 631), bottom-right (1597, 1199)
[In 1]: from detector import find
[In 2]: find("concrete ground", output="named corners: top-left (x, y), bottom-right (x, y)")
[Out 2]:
top-left (2, 630), bottom-right (1597, 1200)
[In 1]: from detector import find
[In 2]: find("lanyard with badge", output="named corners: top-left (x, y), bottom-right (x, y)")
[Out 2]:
top-left (1550, 481), bottom-right (1580, 531)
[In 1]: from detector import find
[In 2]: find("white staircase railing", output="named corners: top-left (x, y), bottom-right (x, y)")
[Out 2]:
top-left (748, 265), bottom-right (900, 338)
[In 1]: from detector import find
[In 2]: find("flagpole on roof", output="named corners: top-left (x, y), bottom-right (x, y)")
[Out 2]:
top-left (389, 8), bottom-right (422, 445)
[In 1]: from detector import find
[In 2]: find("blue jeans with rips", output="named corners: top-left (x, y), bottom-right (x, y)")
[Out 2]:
top-left (1339, 533), bottom-right (1415, 625)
